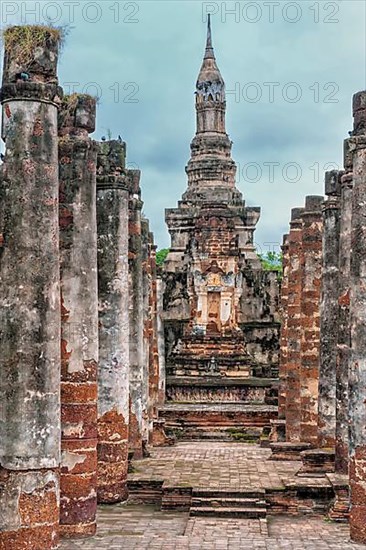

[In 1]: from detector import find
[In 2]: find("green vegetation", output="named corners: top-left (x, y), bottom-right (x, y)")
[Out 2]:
top-left (156, 248), bottom-right (169, 266)
top-left (3, 25), bottom-right (66, 67)
top-left (258, 251), bottom-right (283, 275)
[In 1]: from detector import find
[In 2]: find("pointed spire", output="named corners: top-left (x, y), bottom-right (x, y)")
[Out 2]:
top-left (197, 15), bottom-right (224, 88)
top-left (204, 14), bottom-right (215, 60)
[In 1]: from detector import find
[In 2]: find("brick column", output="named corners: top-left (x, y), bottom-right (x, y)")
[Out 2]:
top-left (349, 90), bottom-right (366, 544)
top-left (97, 140), bottom-right (130, 503)
top-left (0, 26), bottom-right (62, 549)
top-left (286, 208), bottom-right (304, 442)
top-left (278, 233), bottom-right (289, 420)
top-left (58, 95), bottom-right (98, 537)
top-left (128, 170), bottom-right (145, 458)
top-left (335, 141), bottom-right (354, 473)
top-left (148, 235), bottom-right (160, 439)
top-left (318, 173), bottom-right (341, 449)
top-left (300, 196), bottom-right (323, 446)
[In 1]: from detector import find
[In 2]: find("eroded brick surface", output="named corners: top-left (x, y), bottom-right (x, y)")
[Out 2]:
top-left (96, 140), bottom-right (130, 503)
top-left (59, 94), bottom-right (99, 538)
top-left (0, 26), bottom-right (62, 549)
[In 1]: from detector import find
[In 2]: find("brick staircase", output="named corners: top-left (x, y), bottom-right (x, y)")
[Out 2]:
top-left (169, 334), bottom-right (251, 378)
top-left (189, 488), bottom-right (267, 518)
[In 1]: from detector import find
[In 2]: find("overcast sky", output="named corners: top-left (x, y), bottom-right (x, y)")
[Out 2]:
top-left (1, 0), bottom-right (366, 251)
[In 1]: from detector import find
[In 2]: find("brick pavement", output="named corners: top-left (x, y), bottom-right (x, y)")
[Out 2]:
top-left (61, 506), bottom-right (365, 549)
top-left (129, 442), bottom-right (305, 490)
top-left (60, 442), bottom-right (366, 549)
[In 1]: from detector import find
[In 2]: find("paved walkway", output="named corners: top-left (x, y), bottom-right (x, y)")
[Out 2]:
top-left (61, 442), bottom-right (366, 549)
top-left (61, 506), bottom-right (364, 549)
top-left (129, 442), bottom-right (305, 490)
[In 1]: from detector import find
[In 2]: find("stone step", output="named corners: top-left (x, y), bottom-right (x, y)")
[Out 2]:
top-left (184, 430), bottom-right (232, 440)
top-left (191, 497), bottom-right (266, 508)
top-left (181, 427), bottom-right (262, 442)
top-left (192, 488), bottom-right (266, 499)
top-left (189, 506), bottom-right (267, 518)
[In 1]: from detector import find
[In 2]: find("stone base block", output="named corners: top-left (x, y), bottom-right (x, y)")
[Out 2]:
top-left (269, 442), bottom-right (312, 461)
top-left (269, 419), bottom-right (286, 443)
top-left (150, 420), bottom-right (175, 447)
top-left (60, 522), bottom-right (96, 539)
top-left (326, 473), bottom-right (349, 522)
top-left (297, 448), bottom-right (335, 476)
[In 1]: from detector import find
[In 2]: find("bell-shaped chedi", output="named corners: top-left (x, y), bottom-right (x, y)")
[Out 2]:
top-left (162, 17), bottom-right (280, 407)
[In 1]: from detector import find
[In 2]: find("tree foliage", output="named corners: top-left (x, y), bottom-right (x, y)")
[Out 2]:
top-left (258, 251), bottom-right (283, 274)
top-left (156, 248), bottom-right (169, 266)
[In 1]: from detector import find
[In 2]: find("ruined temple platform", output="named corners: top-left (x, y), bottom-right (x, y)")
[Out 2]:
top-left (61, 442), bottom-right (365, 549)
top-left (166, 375), bottom-right (278, 404)
top-left (158, 403), bottom-right (278, 441)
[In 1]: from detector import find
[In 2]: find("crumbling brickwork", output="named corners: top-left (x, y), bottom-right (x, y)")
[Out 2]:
top-left (336, 145), bottom-right (354, 474)
top-left (128, 170), bottom-right (145, 459)
top-left (276, 90), bottom-right (366, 542)
top-left (348, 91), bottom-right (366, 544)
top-left (0, 26), bottom-right (62, 550)
top-left (276, 198), bottom-right (324, 450)
top-left (59, 94), bottom-right (99, 537)
top-left (278, 234), bottom-right (289, 420)
top-left (318, 171), bottom-right (342, 450)
top-left (96, 140), bottom-right (130, 503)
top-left (299, 196), bottom-right (323, 446)
top-left (284, 208), bottom-right (304, 443)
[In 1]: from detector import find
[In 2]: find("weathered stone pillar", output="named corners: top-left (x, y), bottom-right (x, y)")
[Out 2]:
top-left (286, 208), bottom-right (304, 442)
top-left (278, 233), bottom-right (289, 421)
top-left (349, 90), bottom-right (366, 544)
top-left (97, 140), bottom-right (130, 503)
top-left (270, 234), bottom-right (289, 444)
top-left (58, 95), bottom-right (98, 537)
top-left (128, 170), bottom-right (145, 458)
top-left (300, 196), bottom-right (323, 446)
top-left (141, 218), bottom-right (151, 445)
top-left (318, 173), bottom-right (341, 449)
top-left (147, 233), bottom-right (160, 439)
top-left (156, 277), bottom-right (166, 405)
top-left (0, 26), bottom-right (62, 549)
top-left (335, 142), bottom-right (354, 473)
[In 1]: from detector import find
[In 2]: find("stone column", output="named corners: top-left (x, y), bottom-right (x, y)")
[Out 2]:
top-left (58, 95), bottom-right (98, 537)
top-left (148, 235), bottom-right (160, 439)
top-left (141, 218), bottom-right (151, 445)
top-left (318, 173), bottom-right (341, 449)
top-left (97, 140), bottom-right (130, 503)
top-left (157, 277), bottom-right (166, 405)
top-left (285, 208), bottom-right (304, 442)
top-left (0, 26), bottom-right (62, 549)
top-left (349, 90), bottom-right (366, 544)
top-left (278, 233), bottom-right (289, 421)
top-left (300, 196), bottom-right (323, 446)
top-left (335, 142), bottom-right (354, 473)
top-left (128, 170), bottom-right (145, 458)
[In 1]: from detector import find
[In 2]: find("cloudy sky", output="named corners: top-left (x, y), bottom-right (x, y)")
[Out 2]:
top-left (2, 0), bottom-right (365, 251)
